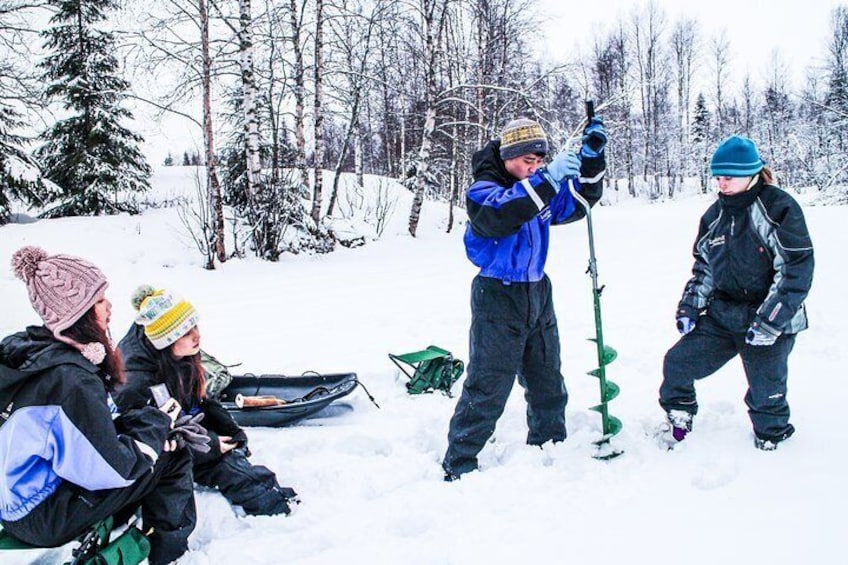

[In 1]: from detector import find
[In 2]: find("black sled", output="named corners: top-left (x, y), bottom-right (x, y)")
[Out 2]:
top-left (217, 372), bottom-right (361, 427)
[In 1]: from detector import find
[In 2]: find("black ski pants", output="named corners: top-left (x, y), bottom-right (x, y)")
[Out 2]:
top-left (2, 448), bottom-right (196, 565)
top-left (194, 448), bottom-right (295, 516)
top-left (660, 309), bottom-right (796, 442)
top-left (443, 275), bottom-right (568, 477)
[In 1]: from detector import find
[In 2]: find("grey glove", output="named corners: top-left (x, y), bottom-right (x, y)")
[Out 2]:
top-left (169, 413), bottom-right (212, 453)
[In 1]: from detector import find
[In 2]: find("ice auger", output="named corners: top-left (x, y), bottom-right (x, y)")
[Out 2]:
top-left (567, 100), bottom-right (623, 460)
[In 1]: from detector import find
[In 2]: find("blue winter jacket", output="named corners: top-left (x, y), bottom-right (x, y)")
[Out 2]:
top-left (0, 326), bottom-right (171, 522)
top-left (464, 140), bottom-right (605, 283)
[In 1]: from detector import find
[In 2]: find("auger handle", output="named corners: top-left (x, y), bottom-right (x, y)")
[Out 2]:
top-left (567, 99), bottom-right (599, 288)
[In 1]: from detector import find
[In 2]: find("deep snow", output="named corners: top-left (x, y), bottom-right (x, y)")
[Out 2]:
top-left (1, 168), bottom-right (845, 564)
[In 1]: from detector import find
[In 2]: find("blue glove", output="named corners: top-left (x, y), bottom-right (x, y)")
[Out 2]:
top-left (581, 117), bottom-right (607, 158)
top-left (546, 150), bottom-right (581, 182)
top-left (676, 316), bottom-right (696, 335)
top-left (745, 322), bottom-right (781, 346)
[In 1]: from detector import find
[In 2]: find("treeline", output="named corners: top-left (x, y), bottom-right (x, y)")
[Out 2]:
top-left (2, 0), bottom-right (847, 266)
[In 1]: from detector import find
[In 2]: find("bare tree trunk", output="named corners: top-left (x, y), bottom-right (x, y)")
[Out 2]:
top-left (239, 0), bottom-right (261, 197)
top-left (447, 121), bottom-right (458, 233)
top-left (288, 0), bottom-right (309, 191)
top-left (671, 18), bottom-right (697, 197)
top-left (327, 1), bottom-right (378, 217)
top-left (200, 0), bottom-right (225, 265)
top-left (353, 121), bottom-right (364, 186)
top-left (712, 31), bottom-right (730, 137)
top-left (408, 107), bottom-right (436, 236)
top-left (408, 0), bottom-right (448, 237)
top-left (310, 0), bottom-right (325, 225)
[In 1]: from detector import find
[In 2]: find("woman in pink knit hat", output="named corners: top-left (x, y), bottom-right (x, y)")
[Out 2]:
top-left (0, 246), bottom-right (197, 565)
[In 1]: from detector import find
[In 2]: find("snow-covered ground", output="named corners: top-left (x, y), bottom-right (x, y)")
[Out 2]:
top-left (1, 168), bottom-right (845, 564)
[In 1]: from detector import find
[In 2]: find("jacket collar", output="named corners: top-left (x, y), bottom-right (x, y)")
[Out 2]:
top-left (471, 140), bottom-right (520, 186)
top-left (718, 177), bottom-right (765, 210)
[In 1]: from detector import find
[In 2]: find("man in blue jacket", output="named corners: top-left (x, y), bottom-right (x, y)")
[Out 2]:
top-left (443, 116), bottom-right (606, 479)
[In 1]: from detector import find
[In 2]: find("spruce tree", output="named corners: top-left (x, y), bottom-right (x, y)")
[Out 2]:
top-left (35, 0), bottom-right (150, 217)
top-left (691, 94), bottom-right (712, 193)
top-left (0, 103), bottom-right (49, 224)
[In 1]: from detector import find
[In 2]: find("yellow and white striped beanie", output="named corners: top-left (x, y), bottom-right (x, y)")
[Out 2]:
top-left (131, 285), bottom-right (199, 350)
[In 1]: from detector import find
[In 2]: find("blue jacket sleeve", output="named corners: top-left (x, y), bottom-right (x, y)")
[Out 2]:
top-left (466, 171), bottom-right (559, 237)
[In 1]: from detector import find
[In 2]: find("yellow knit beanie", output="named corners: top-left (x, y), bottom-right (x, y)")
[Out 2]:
top-left (131, 285), bottom-right (199, 350)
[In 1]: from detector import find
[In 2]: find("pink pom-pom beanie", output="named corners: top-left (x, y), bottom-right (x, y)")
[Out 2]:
top-left (11, 246), bottom-right (109, 361)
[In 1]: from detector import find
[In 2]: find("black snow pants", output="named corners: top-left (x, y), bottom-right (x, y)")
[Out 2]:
top-left (1, 449), bottom-right (196, 565)
top-left (194, 448), bottom-right (296, 516)
top-left (443, 274), bottom-right (568, 477)
top-left (659, 300), bottom-right (797, 443)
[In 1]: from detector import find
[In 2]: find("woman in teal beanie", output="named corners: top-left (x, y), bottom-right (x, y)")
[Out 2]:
top-left (658, 135), bottom-right (814, 450)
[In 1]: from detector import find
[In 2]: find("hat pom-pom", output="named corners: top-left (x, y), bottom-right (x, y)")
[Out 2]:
top-left (80, 342), bottom-right (106, 365)
top-left (131, 284), bottom-right (157, 311)
top-left (11, 246), bottom-right (48, 282)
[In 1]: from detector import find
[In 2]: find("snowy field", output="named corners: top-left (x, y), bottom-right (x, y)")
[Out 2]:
top-left (1, 168), bottom-right (846, 564)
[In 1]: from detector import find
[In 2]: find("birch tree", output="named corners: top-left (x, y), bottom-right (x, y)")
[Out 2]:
top-left (669, 17), bottom-right (697, 194)
top-left (325, 0), bottom-right (382, 217)
top-left (286, 0), bottom-right (309, 191)
top-left (407, 0), bottom-right (451, 237)
top-left (310, 0), bottom-right (326, 226)
top-left (238, 0), bottom-right (261, 201)
top-left (199, 0), bottom-right (226, 264)
top-left (710, 30), bottom-right (731, 138)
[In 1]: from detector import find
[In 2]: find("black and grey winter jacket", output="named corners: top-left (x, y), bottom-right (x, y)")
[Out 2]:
top-left (114, 324), bottom-right (248, 466)
top-left (677, 180), bottom-right (814, 334)
top-left (0, 326), bottom-right (171, 522)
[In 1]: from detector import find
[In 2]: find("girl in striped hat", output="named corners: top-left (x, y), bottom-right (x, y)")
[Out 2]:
top-left (115, 285), bottom-right (299, 516)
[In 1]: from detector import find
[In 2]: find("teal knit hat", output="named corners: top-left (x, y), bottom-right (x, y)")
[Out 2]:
top-left (710, 135), bottom-right (765, 177)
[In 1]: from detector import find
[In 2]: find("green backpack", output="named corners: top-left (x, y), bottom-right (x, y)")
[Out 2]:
top-left (389, 346), bottom-right (465, 396)
top-left (200, 350), bottom-right (236, 400)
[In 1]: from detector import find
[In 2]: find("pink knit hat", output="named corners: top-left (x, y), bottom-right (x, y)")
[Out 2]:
top-left (11, 246), bottom-right (109, 363)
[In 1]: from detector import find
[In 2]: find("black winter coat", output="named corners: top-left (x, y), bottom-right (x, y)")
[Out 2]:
top-left (0, 326), bottom-right (171, 522)
top-left (678, 181), bottom-right (814, 334)
top-left (114, 324), bottom-right (248, 466)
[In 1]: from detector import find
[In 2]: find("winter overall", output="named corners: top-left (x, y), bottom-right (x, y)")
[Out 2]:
top-left (444, 275), bottom-right (567, 475)
top-left (2, 449), bottom-right (196, 565)
top-left (442, 139), bottom-right (604, 477)
top-left (660, 301), bottom-right (797, 441)
top-left (659, 181), bottom-right (814, 443)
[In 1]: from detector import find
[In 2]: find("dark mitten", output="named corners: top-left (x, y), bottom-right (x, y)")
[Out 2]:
top-left (279, 487), bottom-right (300, 514)
top-left (581, 117), bottom-right (607, 157)
top-left (169, 413), bottom-right (212, 453)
